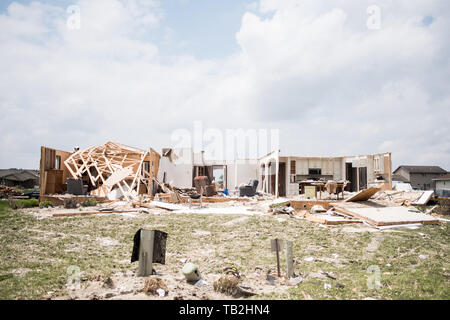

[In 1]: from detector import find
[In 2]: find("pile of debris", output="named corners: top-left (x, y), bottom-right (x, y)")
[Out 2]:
top-left (63, 142), bottom-right (159, 202)
top-left (0, 186), bottom-right (22, 199)
top-left (292, 187), bottom-right (442, 229)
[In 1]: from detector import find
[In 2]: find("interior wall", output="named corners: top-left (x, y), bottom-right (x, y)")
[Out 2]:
top-left (158, 157), bottom-right (193, 188)
top-left (227, 162), bottom-right (260, 190)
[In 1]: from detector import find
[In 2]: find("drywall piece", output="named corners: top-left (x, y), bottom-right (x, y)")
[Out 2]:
top-left (344, 187), bottom-right (381, 202)
top-left (304, 213), bottom-right (361, 225)
top-left (411, 190), bottom-right (434, 206)
top-left (107, 188), bottom-right (124, 201)
top-left (333, 206), bottom-right (439, 226)
top-left (375, 223), bottom-right (423, 230)
top-left (171, 206), bottom-right (264, 215)
top-left (103, 167), bottom-right (134, 188)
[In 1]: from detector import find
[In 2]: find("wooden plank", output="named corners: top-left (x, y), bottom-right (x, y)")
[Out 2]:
top-left (344, 186), bottom-right (381, 202)
top-left (304, 212), bottom-right (361, 225)
top-left (285, 241), bottom-right (294, 279)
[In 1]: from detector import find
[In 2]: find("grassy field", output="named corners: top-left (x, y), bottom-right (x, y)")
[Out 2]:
top-left (0, 200), bottom-right (449, 300)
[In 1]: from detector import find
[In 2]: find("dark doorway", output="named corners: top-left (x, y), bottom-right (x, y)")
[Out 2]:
top-left (345, 163), bottom-right (353, 191)
top-left (358, 167), bottom-right (368, 190)
top-left (278, 163), bottom-right (286, 197)
top-left (346, 162), bottom-right (358, 192)
top-left (269, 162), bottom-right (286, 197)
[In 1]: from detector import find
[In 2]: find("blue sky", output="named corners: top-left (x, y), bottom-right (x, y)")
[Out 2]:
top-left (158, 0), bottom-right (256, 58)
top-left (0, 0), bottom-right (257, 59)
top-left (0, 0), bottom-right (449, 170)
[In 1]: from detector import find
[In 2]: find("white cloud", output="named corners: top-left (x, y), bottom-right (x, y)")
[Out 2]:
top-left (0, 0), bottom-right (449, 171)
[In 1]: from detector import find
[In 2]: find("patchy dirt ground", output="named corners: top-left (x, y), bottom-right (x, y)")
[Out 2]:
top-left (0, 199), bottom-right (449, 300)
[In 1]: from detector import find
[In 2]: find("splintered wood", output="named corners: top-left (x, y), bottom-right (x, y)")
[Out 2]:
top-left (63, 141), bottom-right (159, 202)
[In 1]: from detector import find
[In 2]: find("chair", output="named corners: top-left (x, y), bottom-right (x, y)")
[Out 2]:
top-left (239, 180), bottom-right (259, 197)
top-left (325, 180), bottom-right (338, 200)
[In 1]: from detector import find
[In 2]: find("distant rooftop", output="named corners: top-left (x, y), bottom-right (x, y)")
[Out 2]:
top-left (394, 165), bottom-right (447, 174)
top-left (0, 169), bottom-right (39, 182)
top-left (433, 173), bottom-right (450, 181)
top-left (392, 174), bottom-right (410, 183)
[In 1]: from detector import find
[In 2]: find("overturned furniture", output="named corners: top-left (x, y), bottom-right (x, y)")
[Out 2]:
top-left (193, 176), bottom-right (217, 197)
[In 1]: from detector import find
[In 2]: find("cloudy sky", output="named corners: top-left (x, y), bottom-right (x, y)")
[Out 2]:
top-left (0, 0), bottom-right (449, 170)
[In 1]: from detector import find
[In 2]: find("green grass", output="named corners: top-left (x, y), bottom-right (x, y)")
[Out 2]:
top-left (0, 203), bottom-right (449, 300)
top-left (7, 199), bottom-right (39, 210)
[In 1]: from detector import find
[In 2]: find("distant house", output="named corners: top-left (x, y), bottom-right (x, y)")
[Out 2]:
top-left (433, 174), bottom-right (450, 197)
top-left (0, 169), bottom-right (39, 189)
top-left (393, 166), bottom-right (447, 190)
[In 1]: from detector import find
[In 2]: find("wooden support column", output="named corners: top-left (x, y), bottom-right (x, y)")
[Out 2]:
top-left (285, 241), bottom-right (294, 279)
top-left (388, 152), bottom-right (393, 190)
top-left (275, 151), bottom-right (279, 198)
top-left (138, 230), bottom-right (155, 277)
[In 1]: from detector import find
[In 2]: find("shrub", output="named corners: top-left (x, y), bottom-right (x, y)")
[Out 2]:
top-left (436, 198), bottom-right (450, 216)
top-left (81, 198), bottom-right (97, 207)
top-left (39, 200), bottom-right (53, 208)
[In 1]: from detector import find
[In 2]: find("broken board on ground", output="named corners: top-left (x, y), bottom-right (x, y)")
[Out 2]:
top-left (333, 205), bottom-right (439, 226)
top-left (411, 190), bottom-right (434, 206)
top-left (344, 187), bottom-right (381, 202)
top-left (304, 212), bottom-right (362, 225)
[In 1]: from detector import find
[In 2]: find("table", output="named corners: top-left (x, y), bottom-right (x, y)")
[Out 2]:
top-left (299, 181), bottom-right (348, 200)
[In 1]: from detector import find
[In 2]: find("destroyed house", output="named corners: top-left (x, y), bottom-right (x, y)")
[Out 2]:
top-left (259, 151), bottom-right (392, 197)
top-left (158, 148), bottom-right (259, 190)
top-left (393, 165), bottom-right (447, 191)
top-left (40, 142), bottom-right (160, 203)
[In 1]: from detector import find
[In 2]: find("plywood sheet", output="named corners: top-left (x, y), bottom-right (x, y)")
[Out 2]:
top-left (333, 206), bottom-right (439, 226)
top-left (305, 213), bottom-right (361, 225)
top-left (344, 187), bottom-right (381, 202)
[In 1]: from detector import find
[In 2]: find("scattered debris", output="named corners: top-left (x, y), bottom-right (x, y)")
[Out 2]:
top-left (213, 275), bottom-right (255, 298)
top-left (142, 277), bottom-right (168, 296)
top-left (194, 279), bottom-right (208, 286)
top-left (102, 276), bottom-right (115, 289)
top-left (0, 186), bottom-right (22, 198)
top-left (156, 288), bottom-right (166, 297)
top-left (287, 276), bottom-right (303, 286)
